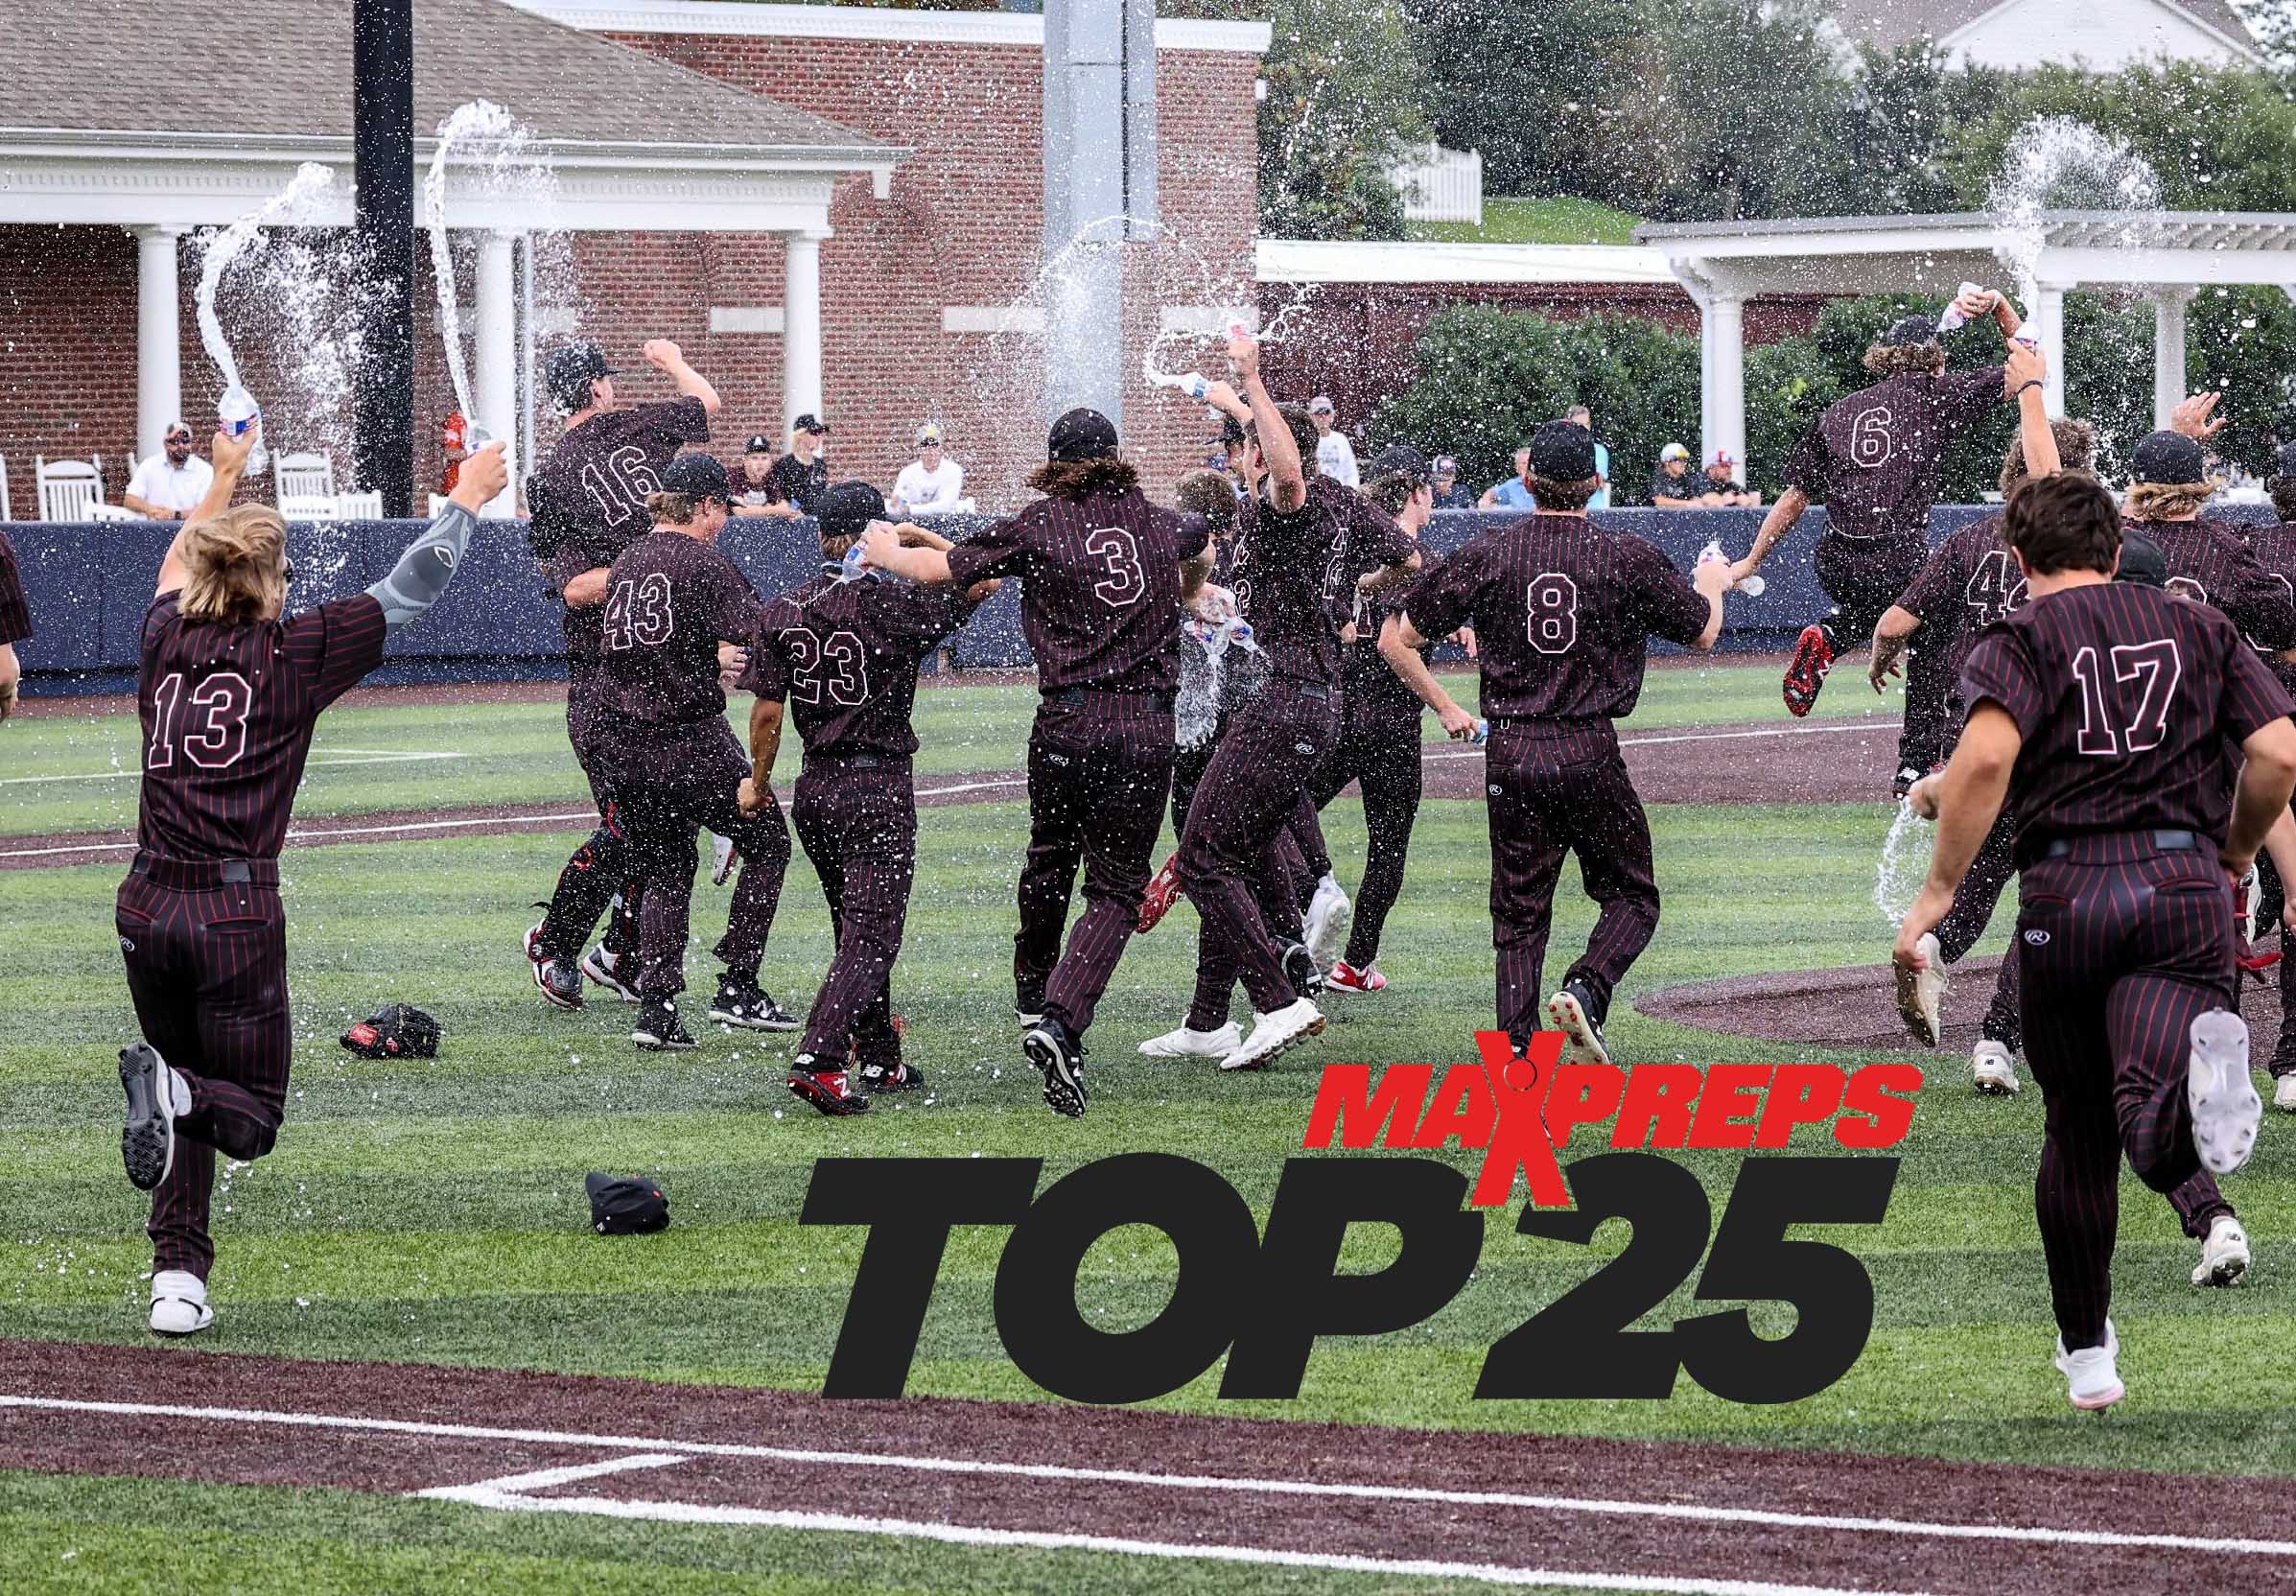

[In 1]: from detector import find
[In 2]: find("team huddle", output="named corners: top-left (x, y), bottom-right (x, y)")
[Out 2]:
top-left (98, 288), bottom-right (2296, 1411)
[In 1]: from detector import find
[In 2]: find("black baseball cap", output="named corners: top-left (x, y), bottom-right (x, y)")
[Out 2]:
top-left (1049, 407), bottom-right (1119, 462)
top-left (1881, 315), bottom-right (1942, 347)
top-left (2131, 430), bottom-right (2207, 485)
top-left (1208, 415), bottom-right (1247, 448)
top-left (585, 1172), bottom-right (668, 1235)
top-left (1366, 443), bottom-right (1429, 486)
top-left (820, 481), bottom-right (886, 544)
top-left (2273, 440), bottom-right (2296, 479)
top-left (2117, 531), bottom-right (2168, 588)
top-left (792, 412), bottom-right (830, 435)
top-left (1527, 420), bottom-right (1597, 481)
top-left (745, 434), bottom-right (773, 455)
top-left (659, 453), bottom-right (733, 505)
top-left (545, 341), bottom-right (617, 410)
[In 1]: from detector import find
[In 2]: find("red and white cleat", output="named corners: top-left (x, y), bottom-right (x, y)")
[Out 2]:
top-left (1782, 624), bottom-right (1836, 717)
top-left (1136, 852), bottom-right (1185, 933)
top-left (1324, 959), bottom-right (1387, 994)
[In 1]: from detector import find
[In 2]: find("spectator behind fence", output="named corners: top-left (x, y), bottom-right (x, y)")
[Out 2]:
top-left (123, 423), bottom-right (215, 521)
top-left (1565, 405), bottom-right (1611, 508)
top-left (1651, 442), bottom-right (1702, 506)
top-left (1308, 394), bottom-right (1360, 487)
top-left (1430, 455), bottom-right (1473, 509)
top-left (764, 413), bottom-right (831, 514)
top-left (733, 434), bottom-right (800, 520)
top-left (1701, 449), bottom-right (1763, 507)
top-left (891, 423), bottom-right (967, 515)
top-left (1478, 442), bottom-right (1535, 510)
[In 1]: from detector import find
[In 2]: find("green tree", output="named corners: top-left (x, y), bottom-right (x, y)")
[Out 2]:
top-left (1258, 0), bottom-right (1428, 240)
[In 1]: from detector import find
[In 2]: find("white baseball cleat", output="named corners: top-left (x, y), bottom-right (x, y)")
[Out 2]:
top-left (149, 1270), bottom-right (213, 1337)
top-left (2188, 1008), bottom-right (2262, 1175)
top-left (1303, 874), bottom-right (1352, 968)
top-left (709, 831), bottom-right (738, 886)
top-left (1545, 982), bottom-right (1610, 1067)
top-left (2053, 1318), bottom-right (2124, 1411)
top-left (1895, 932), bottom-right (1947, 1047)
top-left (2192, 1213), bottom-right (2251, 1288)
top-left (1220, 998), bottom-right (1326, 1071)
top-left (2275, 1073), bottom-right (2296, 1114)
top-left (1971, 1039), bottom-right (2021, 1095)
top-left (1137, 1021), bottom-right (1241, 1060)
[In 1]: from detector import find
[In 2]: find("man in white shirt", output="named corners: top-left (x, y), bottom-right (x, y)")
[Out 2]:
top-left (123, 424), bottom-right (215, 520)
top-left (1308, 395), bottom-right (1359, 487)
top-left (889, 423), bottom-right (966, 515)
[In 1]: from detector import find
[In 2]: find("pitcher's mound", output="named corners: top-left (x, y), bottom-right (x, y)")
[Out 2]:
top-left (1642, 956), bottom-right (2286, 1053)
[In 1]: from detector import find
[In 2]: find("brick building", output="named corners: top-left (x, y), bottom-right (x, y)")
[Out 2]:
top-left (0, 0), bottom-right (1270, 516)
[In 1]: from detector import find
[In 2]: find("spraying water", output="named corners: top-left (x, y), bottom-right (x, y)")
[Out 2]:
top-left (1873, 802), bottom-right (1933, 927)
top-left (425, 101), bottom-right (559, 455)
top-left (193, 161), bottom-right (336, 476)
top-left (1987, 117), bottom-right (2163, 302)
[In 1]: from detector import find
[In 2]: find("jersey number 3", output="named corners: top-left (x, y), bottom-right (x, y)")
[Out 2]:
top-left (147, 670), bottom-right (252, 771)
top-left (1086, 527), bottom-right (1146, 608)
top-left (603, 573), bottom-right (675, 651)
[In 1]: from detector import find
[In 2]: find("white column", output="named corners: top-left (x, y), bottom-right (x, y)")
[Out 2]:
top-left (472, 230), bottom-right (521, 516)
top-left (1702, 293), bottom-right (1746, 476)
top-left (134, 225), bottom-right (186, 463)
top-left (2030, 283), bottom-right (2070, 417)
top-left (2151, 287), bottom-right (2191, 433)
top-left (783, 228), bottom-right (828, 438)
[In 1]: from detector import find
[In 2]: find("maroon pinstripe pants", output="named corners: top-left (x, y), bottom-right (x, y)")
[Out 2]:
top-left (1018, 694), bottom-right (1176, 1038)
top-left (2016, 841), bottom-right (2237, 1351)
top-left (1484, 725), bottom-right (1660, 1048)
top-left (115, 867), bottom-right (292, 1282)
top-left (792, 760), bottom-right (915, 1068)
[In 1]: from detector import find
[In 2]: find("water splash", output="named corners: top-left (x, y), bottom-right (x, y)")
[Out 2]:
top-left (424, 101), bottom-right (557, 446)
top-left (1874, 802), bottom-right (1933, 926)
top-left (1987, 117), bottom-right (2163, 301)
top-left (193, 161), bottom-right (336, 474)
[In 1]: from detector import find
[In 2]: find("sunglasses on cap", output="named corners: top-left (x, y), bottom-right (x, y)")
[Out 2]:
top-left (166, 432), bottom-right (193, 445)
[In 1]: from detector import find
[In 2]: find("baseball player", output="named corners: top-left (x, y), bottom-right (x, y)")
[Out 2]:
top-left (118, 427), bottom-right (508, 1337)
top-left (862, 408), bottom-right (1211, 1116)
top-left (743, 483), bottom-right (997, 1115)
top-left (1168, 335), bottom-right (1419, 1074)
top-left (1894, 471), bottom-right (2296, 1411)
top-left (588, 454), bottom-right (797, 1050)
top-left (1729, 286), bottom-right (2024, 716)
top-left (2248, 440), bottom-right (2296, 1110)
top-left (1381, 420), bottom-right (1728, 1065)
top-left (0, 521), bottom-right (31, 723)
top-left (523, 339), bottom-right (721, 1010)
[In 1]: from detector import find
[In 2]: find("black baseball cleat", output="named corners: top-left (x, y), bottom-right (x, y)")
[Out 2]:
top-left (708, 974), bottom-right (800, 1031)
top-left (1281, 940), bottom-right (1326, 1000)
top-left (581, 944), bottom-right (640, 1004)
top-left (527, 921), bottom-right (583, 1011)
top-left (788, 1054), bottom-right (871, 1116)
top-left (859, 1059), bottom-right (925, 1094)
top-left (1546, 980), bottom-right (1610, 1067)
top-left (1015, 978), bottom-right (1047, 1030)
top-left (631, 998), bottom-right (698, 1051)
top-left (119, 1044), bottom-right (178, 1192)
top-left (1024, 1018), bottom-right (1089, 1118)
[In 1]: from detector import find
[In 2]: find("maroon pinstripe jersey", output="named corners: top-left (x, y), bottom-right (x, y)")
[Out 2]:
top-left (1231, 476), bottom-right (1413, 687)
top-left (134, 590), bottom-right (387, 860)
top-left (1783, 366), bottom-right (2005, 539)
top-left (2242, 519), bottom-right (2296, 692)
top-left (1960, 582), bottom-right (2292, 855)
top-left (1346, 574), bottom-right (1430, 725)
top-left (1402, 514), bottom-right (1709, 725)
top-left (742, 570), bottom-right (975, 761)
top-left (593, 529), bottom-right (763, 737)
top-left (942, 486), bottom-right (1209, 693)
top-left (527, 397), bottom-right (712, 673)
top-left (0, 530), bottom-right (30, 645)
top-left (2128, 517), bottom-right (2296, 652)
top-left (1897, 513), bottom-right (2022, 686)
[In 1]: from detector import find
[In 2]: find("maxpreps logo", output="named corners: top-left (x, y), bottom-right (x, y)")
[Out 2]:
top-left (802, 1035), bottom-right (1916, 1407)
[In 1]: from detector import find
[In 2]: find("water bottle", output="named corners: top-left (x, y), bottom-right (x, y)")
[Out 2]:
top-left (1471, 717), bottom-right (1489, 746)
top-left (1179, 372), bottom-right (1211, 401)
top-left (1935, 281), bottom-right (1986, 334)
top-left (839, 542), bottom-right (871, 584)
top-left (218, 383), bottom-right (260, 439)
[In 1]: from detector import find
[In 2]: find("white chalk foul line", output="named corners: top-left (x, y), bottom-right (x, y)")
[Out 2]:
top-left (0, 752), bottom-right (467, 786)
top-left (3, 1395), bottom-right (2289, 1562)
top-left (1423, 719), bottom-right (1896, 763)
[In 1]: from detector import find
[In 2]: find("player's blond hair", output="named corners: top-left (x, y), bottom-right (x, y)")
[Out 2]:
top-left (2000, 418), bottom-right (2097, 496)
top-left (179, 505), bottom-right (288, 626)
top-left (1174, 468), bottom-right (1238, 535)
top-left (646, 490), bottom-right (701, 525)
top-left (1862, 342), bottom-right (1948, 379)
top-left (2124, 479), bottom-right (2219, 521)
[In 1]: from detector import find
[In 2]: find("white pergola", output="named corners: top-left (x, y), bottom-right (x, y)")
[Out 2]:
top-left (0, 127), bottom-right (895, 500)
top-left (1634, 211), bottom-right (2296, 471)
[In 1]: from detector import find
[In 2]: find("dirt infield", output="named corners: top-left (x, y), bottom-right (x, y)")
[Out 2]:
top-left (3, 1337), bottom-right (2289, 1593)
top-left (0, 717), bottom-right (1897, 871)
top-left (1642, 954), bottom-right (2289, 1053)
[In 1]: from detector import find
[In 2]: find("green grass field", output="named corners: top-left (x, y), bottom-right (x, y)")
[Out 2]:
top-left (6, 666), bottom-right (2294, 1592)
top-left (1405, 196), bottom-right (1648, 247)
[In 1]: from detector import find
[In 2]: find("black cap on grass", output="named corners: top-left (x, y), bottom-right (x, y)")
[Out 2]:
top-left (586, 1173), bottom-right (669, 1235)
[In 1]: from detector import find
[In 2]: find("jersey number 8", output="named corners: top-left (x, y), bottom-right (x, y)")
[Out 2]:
top-left (1527, 573), bottom-right (1580, 655)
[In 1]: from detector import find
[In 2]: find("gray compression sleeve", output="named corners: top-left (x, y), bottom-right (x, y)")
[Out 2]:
top-left (366, 502), bottom-right (477, 630)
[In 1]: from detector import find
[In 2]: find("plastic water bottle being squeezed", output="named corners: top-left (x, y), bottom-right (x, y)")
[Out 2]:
top-left (218, 384), bottom-right (269, 477)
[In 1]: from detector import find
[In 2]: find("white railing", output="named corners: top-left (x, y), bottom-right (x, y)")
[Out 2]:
top-left (1390, 143), bottom-right (1482, 225)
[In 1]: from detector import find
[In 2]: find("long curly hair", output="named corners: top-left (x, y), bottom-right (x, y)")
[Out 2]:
top-left (1862, 342), bottom-right (1948, 379)
top-left (2125, 479), bottom-right (2218, 521)
top-left (180, 506), bottom-right (288, 626)
top-left (1027, 456), bottom-right (1140, 501)
top-left (2001, 418), bottom-right (2098, 496)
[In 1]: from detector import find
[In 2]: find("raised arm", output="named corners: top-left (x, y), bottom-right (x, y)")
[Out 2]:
top-left (860, 520), bottom-right (954, 583)
top-left (2006, 343), bottom-right (2057, 479)
top-left (1231, 334), bottom-right (1304, 513)
top-left (644, 339), bottom-right (722, 418)
top-left (156, 428), bottom-right (254, 596)
top-left (365, 443), bottom-right (508, 631)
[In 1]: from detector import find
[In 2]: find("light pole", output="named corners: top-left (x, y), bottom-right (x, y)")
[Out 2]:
top-left (352, 0), bottom-right (415, 516)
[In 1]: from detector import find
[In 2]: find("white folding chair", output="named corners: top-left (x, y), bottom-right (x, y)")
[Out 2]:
top-left (273, 452), bottom-right (338, 507)
top-left (35, 456), bottom-right (103, 521)
top-left (336, 489), bottom-right (383, 519)
top-left (278, 493), bottom-right (340, 522)
top-left (426, 494), bottom-right (452, 518)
